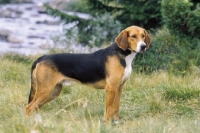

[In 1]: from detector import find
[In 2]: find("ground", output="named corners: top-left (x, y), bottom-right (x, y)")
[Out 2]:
top-left (0, 54), bottom-right (200, 133)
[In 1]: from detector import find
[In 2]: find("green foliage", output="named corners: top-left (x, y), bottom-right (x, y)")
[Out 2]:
top-left (161, 0), bottom-right (200, 38)
top-left (175, 105), bottom-right (194, 117)
top-left (134, 0), bottom-right (200, 74)
top-left (2, 53), bottom-right (34, 65)
top-left (85, 0), bottom-right (162, 29)
top-left (64, 0), bottom-right (89, 13)
top-left (163, 85), bottom-right (200, 101)
top-left (148, 100), bottom-right (163, 115)
top-left (0, 0), bottom-right (10, 3)
top-left (134, 28), bottom-right (200, 74)
top-left (44, 4), bottom-right (122, 47)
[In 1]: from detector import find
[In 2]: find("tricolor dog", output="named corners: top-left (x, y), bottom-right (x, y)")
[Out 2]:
top-left (26, 26), bottom-right (151, 124)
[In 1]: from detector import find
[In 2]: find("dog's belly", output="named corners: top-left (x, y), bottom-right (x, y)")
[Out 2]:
top-left (61, 77), bottom-right (106, 89)
top-left (61, 80), bottom-right (72, 86)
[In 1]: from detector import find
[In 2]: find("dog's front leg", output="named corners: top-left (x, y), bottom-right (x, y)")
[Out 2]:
top-left (104, 84), bottom-right (116, 122)
top-left (113, 83), bottom-right (124, 124)
top-left (104, 83), bottom-right (120, 122)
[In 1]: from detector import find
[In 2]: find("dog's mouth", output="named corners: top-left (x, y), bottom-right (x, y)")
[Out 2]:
top-left (140, 48), bottom-right (146, 53)
top-left (133, 49), bottom-right (146, 53)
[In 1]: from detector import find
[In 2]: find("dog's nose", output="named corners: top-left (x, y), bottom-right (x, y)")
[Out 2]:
top-left (140, 45), bottom-right (146, 51)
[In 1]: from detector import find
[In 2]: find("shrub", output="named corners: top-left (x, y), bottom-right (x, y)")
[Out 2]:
top-left (44, 4), bottom-right (122, 47)
top-left (134, 28), bottom-right (200, 74)
top-left (85, 0), bottom-right (162, 29)
top-left (0, 0), bottom-right (10, 3)
top-left (64, 0), bottom-right (89, 13)
top-left (161, 0), bottom-right (200, 38)
top-left (134, 0), bottom-right (200, 74)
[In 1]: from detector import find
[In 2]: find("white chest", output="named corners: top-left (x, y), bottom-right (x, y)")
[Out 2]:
top-left (121, 52), bottom-right (136, 83)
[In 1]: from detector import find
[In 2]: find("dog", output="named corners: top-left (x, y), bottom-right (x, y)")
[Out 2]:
top-left (25, 26), bottom-right (151, 124)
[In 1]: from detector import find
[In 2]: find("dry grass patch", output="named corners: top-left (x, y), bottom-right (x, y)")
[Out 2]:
top-left (0, 55), bottom-right (200, 132)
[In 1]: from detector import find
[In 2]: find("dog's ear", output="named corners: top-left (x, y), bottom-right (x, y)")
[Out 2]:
top-left (144, 30), bottom-right (151, 49)
top-left (115, 30), bottom-right (128, 51)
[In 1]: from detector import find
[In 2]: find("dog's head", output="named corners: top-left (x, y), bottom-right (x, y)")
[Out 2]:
top-left (115, 26), bottom-right (151, 53)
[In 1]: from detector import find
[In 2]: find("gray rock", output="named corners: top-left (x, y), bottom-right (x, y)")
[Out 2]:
top-left (44, 20), bottom-right (60, 25)
top-left (27, 35), bottom-right (45, 39)
top-left (0, 10), bottom-right (12, 18)
top-left (0, 29), bottom-right (12, 37)
top-left (10, 0), bottom-right (32, 3)
top-left (37, 6), bottom-right (47, 14)
top-left (9, 44), bottom-right (22, 48)
top-left (7, 35), bottom-right (23, 43)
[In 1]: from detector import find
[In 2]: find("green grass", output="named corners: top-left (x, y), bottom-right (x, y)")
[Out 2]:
top-left (0, 54), bottom-right (200, 133)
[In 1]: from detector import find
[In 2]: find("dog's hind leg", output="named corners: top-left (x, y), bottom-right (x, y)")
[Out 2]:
top-left (46, 83), bottom-right (63, 103)
top-left (26, 62), bottom-right (63, 116)
top-left (26, 83), bottom-right (62, 116)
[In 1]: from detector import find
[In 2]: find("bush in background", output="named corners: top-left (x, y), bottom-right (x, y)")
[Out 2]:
top-left (85, 0), bottom-right (162, 30)
top-left (161, 0), bottom-right (200, 38)
top-left (133, 0), bottom-right (200, 74)
top-left (64, 0), bottom-right (89, 13)
top-left (45, 4), bottom-right (122, 47)
top-left (134, 28), bottom-right (200, 75)
top-left (0, 0), bottom-right (9, 3)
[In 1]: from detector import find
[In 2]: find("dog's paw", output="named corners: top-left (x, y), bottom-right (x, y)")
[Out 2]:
top-left (114, 120), bottom-right (120, 125)
top-left (34, 113), bottom-right (42, 123)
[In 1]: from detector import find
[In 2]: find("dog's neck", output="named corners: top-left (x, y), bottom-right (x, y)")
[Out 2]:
top-left (112, 42), bottom-right (135, 56)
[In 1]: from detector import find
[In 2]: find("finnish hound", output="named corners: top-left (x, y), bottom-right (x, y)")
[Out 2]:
top-left (26, 26), bottom-right (151, 124)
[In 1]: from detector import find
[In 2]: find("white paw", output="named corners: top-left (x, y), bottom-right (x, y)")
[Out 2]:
top-left (34, 113), bottom-right (42, 123)
top-left (114, 120), bottom-right (120, 125)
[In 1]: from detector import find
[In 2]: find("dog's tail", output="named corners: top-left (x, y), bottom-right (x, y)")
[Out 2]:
top-left (28, 55), bottom-right (46, 104)
top-left (28, 62), bottom-right (38, 104)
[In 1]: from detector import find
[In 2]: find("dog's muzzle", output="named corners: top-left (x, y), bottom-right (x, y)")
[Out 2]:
top-left (140, 44), bottom-right (146, 52)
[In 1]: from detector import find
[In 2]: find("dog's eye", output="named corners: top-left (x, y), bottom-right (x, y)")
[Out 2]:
top-left (132, 35), bottom-right (137, 38)
top-left (142, 35), bottom-right (145, 38)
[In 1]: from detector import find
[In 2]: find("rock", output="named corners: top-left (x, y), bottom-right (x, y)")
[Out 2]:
top-left (0, 8), bottom-right (22, 18)
top-left (36, 20), bottom-right (60, 25)
top-left (44, 20), bottom-right (60, 25)
top-left (0, 29), bottom-right (12, 38)
top-left (11, 8), bottom-right (23, 15)
top-left (48, 0), bottom-right (67, 10)
top-left (25, 6), bottom-right (33, 10)
top-left (27, 35), bottom-right (45, 39)
top-left (35, 20), bottom-right (45, 24)
top-left (29, 27), bottom-right (36, 30)
top-left (10, 0), bottom-right (32, 3)
top-left (7, 35), bottom-right (23, 43)
top-left (9, 44), bottom-right (22, 48)
top-left (0, 10), bottom-right (12, 18)
top-left (39, 44), bottom-right (49, 49)
top-left (37, 6), bottom-right (47, 14)
top-left (28, 42), bottom-right (35, 45)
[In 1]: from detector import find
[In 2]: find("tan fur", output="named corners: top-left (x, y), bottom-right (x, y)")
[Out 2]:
top-left (104, 56), bottom-right (124, 121)
top-left (87, 80), bottom-right (106, 89)
top-left (26, 61), bottom-right (65, 115)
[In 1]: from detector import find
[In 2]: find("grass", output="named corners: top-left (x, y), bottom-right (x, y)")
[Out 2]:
top-left (0, 53), bottom-right (200, 133)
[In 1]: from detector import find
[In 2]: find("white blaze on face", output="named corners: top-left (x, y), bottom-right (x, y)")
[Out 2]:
top-left (136, 40), bottom-right (146, 53)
